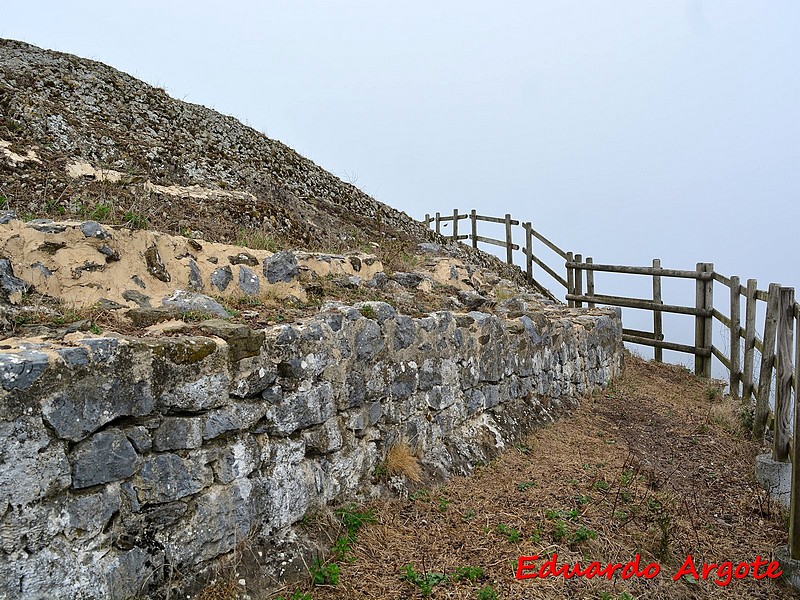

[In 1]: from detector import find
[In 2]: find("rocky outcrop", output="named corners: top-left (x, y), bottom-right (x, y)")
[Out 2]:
top-left (0, 300), bottom-right (623, 599)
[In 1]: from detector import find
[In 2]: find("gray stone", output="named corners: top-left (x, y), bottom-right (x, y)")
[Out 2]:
top-left (391, 272), bottom-right (422, 288)
top-left (0, 416), bottom-right (71, 507)
top-left (354, 318), bottom-right (384, 361)
top-left (152, 417), bottom-right (203, 451)
top-left (145, 245), bottom-right (170, 282)
top-left (755, 452), bottom-right (791, 509)
top-left (198, 319), bottom-right (265, 362)
top-left (56, 347), bottom-right (90, 368)
top-left (98, 244), bottom-right (120, 261)
top-left (27, 219), bottom-right (66, 233)
top-left (210, 266), bottom-right (233, 291)
top-left (161, 290), bottom-right (229, 318)
top-left (228, 252), bottom-right (258, 266)
top-left (65, 485), bottom-right (120, 533)
top-left (71, 429), bottom-right (139, 488)
top-left (393, 315), bottom-right (415, 350)
top-left (302, 418), bottom-right (343, 454)
top-left (42, 377), bottom-right (154, 442)
top-left (80, 220), bottom-right (111, 239)
top-left (212, 437), bottom-right (260, 483)
top-left (188, 259), bottom-right (204, 291)
top-left (32, 261), bottom-right (53, 277)
top-left (356, 301), bottom-right (395, 323)
top-left (203, 401), bottom-right (267, 440)
top-left (457, 290), bottom-right (488, 310)
top-left (0, 350), bottom-right (48, 391)
top-left (122, 289), bottom-right (152, 307)
top-left (263, 250), bottom-right (299, 283)
top-left (135, 453), bottom-right (212, 504)
top-left (0, 258), bottom-right (31, 302)
top-left (131, 275), bottom-right (146, 289)
top-left (365, 272), bottom-right (388, 289)
top-left (263, 382), bottom-right (336, 435)
top-left (124, 426), bottom-right (152, 453)
top-left (237, 265), bottom-right (260, 295)
top-left (417, 242), bottom-right (442, 254)
top-left (0, 210), bottom-right (17, 224)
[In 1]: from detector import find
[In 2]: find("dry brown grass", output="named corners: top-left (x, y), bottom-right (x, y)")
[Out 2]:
top-left (307, 356), bottom-right (794, 600)
top-left (385, 441), bottom-right (422, 483)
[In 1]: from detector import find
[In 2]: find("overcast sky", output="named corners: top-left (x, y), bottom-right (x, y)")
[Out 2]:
top-left (4, 1), bottom-right (799, 368)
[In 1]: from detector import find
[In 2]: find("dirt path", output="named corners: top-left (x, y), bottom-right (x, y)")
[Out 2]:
top-left (302, 356), bottom-right (794, 600)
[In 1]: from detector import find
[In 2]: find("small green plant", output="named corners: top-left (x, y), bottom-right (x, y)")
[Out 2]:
top-left (462, 509), bottom-right (476, 522)
top-left (410, 489), bottom-right (430, 502)
top-left (517, 481), bottom-right (536, 491)
top-left (86, 202), bottom-right (112, 221)
top-left (476, 584), bottom-right (499, 600)
top-left (571, 526), bottom-right (598, 545)
top-left (275, 592), bottom-right (311, 600)
top-left (401, 564), bottom-right (447, 596)
top-left (123, 210), bottom-right (148, 229)
top-left (359, 304), bottom-right (376, 319)
top-left (496, 524), bottom-right (521, 542)
top-left (89, 323), bottom-right (102, 335)
top-left (373, 462), bottom-right (388, 478)
top-left (545, 508), bottom-right (578, 521)
top-left (593, 480), bottom-right (610, 492)
top-left (0, 194), bottom-right (7, 208)
top-left (437, 497), bottom-right (451, 513)
top-left (552, 520), bottom-right (568, 543)
top-left (452, 566), bottom-right (484, 583)
top-left (620, 469), bottom-right (634, 486)
top-left (310, 557), bottom-right (339, 586)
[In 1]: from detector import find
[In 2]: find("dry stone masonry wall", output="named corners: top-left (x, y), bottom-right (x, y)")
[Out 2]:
top-left (0, 298), bottom-right (622, 599)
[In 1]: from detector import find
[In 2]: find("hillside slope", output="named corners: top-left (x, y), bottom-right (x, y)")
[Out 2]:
top-left (0, 39), bottom-right (530, 288)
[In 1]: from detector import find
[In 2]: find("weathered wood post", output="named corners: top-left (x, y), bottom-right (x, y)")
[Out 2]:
top-left (566, 252), bottom-right (575, 308)
top-left (574, 254), bottom-right (583, 308)
top-left (743, 279), bottom-right (758, 404)
top-left (586, 257), bottom-right (595, 308)
top-left (754, 283), bottom-right (781, 441)
top-left (470, 209), bottom-right (477, 249)
top-left (773, 287), bottom-right (794, 462)
top-left (695, 263), bottom-right (706, 376)
top-left (729, 276), bottom-right (741, 400)
top-left (694, 263), bottom-right (713, 377)
top-left (653, 258), bottom-right (663, 363)
top-left (703, 263), bottom-right (714, 378)
top-left (524, 222), bottom-right (533, 284)
top-left (435, 212), bottom-right (441, 235)
top-left (504, 213), bottom-right (513, 265)
top-left (791, 303), bottom-right (800, 558)
top-left (424, 214), bottom-right (430, 227)
top-left (452, 209), bottom-right (459, 241)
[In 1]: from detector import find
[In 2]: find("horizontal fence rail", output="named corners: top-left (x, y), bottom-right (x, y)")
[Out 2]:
top-left (425, 208), bottom-right (800, 556)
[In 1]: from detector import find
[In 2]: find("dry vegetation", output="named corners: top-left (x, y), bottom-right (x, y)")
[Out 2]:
top-left (264, 356), bottom-right (793, 600)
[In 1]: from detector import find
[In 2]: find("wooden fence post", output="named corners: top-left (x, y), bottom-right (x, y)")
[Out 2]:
top-left (729, 275), bottom-right (741, 400)
top-left (586, 257), bottom-right (595, 308)
top-left (524, 222), bottom-right (533, 284)
top-left (773, 287), bottom-right (794, 461)
top-left (504, 213), bottom-right (513, 264)
top-left (566, 252), bottom-right (574, 308)
top-left (435, 212), bottom-right (441, 235)
top-left (470, 209), bottom-right (477, 248)
top-left (653, 258), bottom-right (663, 363)
top-left (743, 279), bottom-right (757, 404)
top-left (574, 254), bottom-right (583, 308)
top-left (452, 209), bottom-right (459, 241)
top-left (703, 263), bottom-right (714, 378)
top-left (424, 214), bottom-right (430, 227)
top-left (754, 283), bottom-right (781, 441)
top-left (695, 263), bottom-right (706, 376)
top-left (791, 304), bottom-right (800, 559)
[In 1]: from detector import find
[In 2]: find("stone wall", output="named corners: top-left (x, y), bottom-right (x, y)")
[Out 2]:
top-left (0, 300), bottom-right (623, 599)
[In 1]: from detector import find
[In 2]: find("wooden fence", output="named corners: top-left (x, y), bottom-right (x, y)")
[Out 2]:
top-left (425, 208), bottom-right (800, 558)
